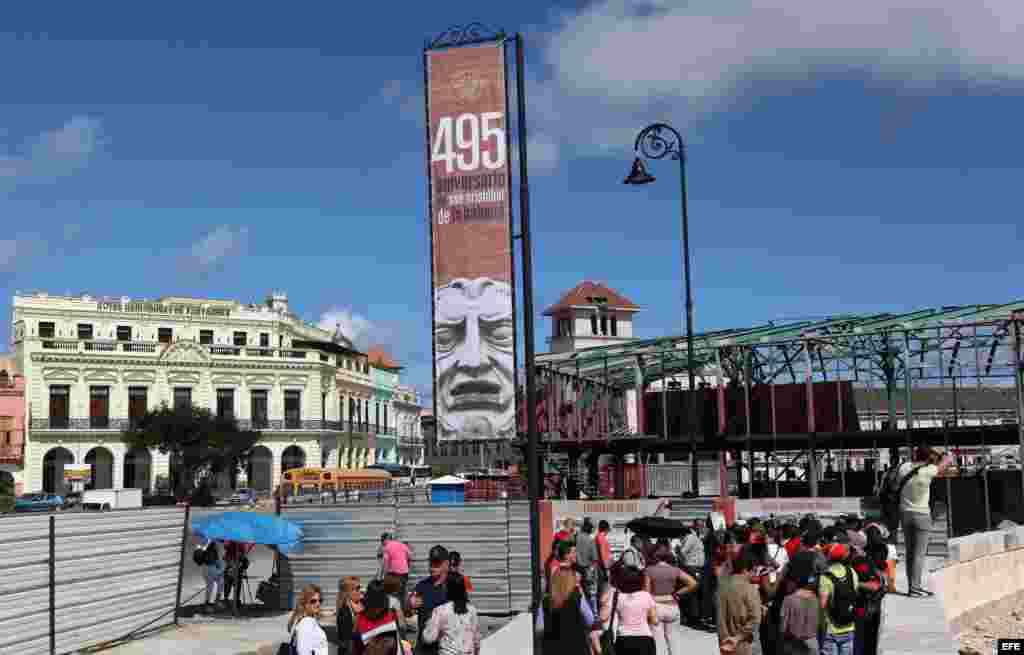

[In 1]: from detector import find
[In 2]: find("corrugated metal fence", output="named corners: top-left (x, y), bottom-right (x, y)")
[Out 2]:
top-left (0, 507), bottom-right (188, 655)
top-left (280, 501), bottom-right (533, 614)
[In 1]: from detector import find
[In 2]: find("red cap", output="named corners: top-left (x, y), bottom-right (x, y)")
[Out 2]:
top-left (829, 543), bottom-right (849, 562)
top-left (748, 532), bottom-right (766, 545)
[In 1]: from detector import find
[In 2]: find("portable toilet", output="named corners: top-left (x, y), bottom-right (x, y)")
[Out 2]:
top-left (427, 475), bottom-right (468, 504)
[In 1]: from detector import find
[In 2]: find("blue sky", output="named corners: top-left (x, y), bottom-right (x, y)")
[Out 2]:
top-left (2, 2), bottom-right (1023, 404)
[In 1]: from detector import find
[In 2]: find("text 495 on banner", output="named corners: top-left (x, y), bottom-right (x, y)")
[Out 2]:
top-left (426, 41), bottom-right (516, 443)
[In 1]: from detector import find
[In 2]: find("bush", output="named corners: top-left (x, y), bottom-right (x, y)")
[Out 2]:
top-left (0, 474), bottom-right (15, 514)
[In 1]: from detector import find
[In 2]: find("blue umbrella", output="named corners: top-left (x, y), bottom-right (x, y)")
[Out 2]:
top-left (191, 511), bottom-right (304, 556)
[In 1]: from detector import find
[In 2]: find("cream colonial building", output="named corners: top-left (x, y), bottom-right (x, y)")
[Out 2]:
top-left (10, 290), bottom-right (423, 495)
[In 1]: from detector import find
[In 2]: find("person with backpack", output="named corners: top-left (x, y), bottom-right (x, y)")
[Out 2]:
top-left (895, 446), bottom-right (948, 597)
top-left (818, 544), bottom-right (859, 655)
top-left (199, 542), bottom-right (225, 611)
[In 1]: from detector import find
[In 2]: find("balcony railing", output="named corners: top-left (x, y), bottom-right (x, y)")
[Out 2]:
top-left (32, 338), bottom-right (330, 361)
top-left (32, 418), bottom-right (131, 430)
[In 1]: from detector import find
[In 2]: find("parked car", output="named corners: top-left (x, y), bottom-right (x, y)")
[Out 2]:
top-left (15, 493), bottom-right (65, 513)
top-left (230, 488), bottom-right (257, 505)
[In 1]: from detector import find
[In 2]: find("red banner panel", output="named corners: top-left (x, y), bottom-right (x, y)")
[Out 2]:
top-left (427, 42), bottom-right (515, 443)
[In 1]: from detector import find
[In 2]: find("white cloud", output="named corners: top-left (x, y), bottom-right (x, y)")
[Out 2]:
top-left (317, 307), bottom-right (377, 350)
top-left (529, 1), bottom-right (1024, 162)
top-left (177, 225), bottom-right (250, 280)
top-left (0, 116), bottom-right (104, 188)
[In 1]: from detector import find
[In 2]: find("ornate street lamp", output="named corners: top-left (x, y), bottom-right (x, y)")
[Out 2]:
top-left (625, 123), bottom-right (700, 494)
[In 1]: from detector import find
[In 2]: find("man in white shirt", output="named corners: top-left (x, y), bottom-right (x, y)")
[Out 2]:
top-left (898, 445), bottom-right (949, 596)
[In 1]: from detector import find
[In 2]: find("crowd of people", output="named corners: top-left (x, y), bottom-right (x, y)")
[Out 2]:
top-left (538, 513), bottom-right (896, 655)
top-left (281, 534), bottom-right (482, 655)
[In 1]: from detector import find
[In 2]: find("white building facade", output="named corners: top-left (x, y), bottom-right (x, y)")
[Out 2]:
top-left (10, 290), bottom-right (419, 495)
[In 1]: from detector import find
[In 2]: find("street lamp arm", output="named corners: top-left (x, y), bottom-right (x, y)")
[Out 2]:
top-left (634, 123), bottom-right (685, 162)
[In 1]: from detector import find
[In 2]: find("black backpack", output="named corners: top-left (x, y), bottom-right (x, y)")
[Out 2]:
top-left (877, 463), bottom-right (924, 516)
top-left (822, 565), bottom-right (857, 626)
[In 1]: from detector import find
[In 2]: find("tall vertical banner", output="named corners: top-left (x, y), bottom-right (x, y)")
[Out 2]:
top-left (426, 40), bottom-right (516, 443)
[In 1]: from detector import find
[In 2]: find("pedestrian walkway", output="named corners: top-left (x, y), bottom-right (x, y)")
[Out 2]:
top-left (480, 610), bottom-right (719, 654)
top-left (880, 556), bottom-right (958, 655)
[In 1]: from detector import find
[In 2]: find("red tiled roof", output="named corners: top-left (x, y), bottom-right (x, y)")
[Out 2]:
top-left (542, 281), bottom-right (640, 316)
top-left (367, 346), bottom-right (401, 370)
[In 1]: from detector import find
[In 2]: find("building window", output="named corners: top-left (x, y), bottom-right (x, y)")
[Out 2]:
top-left (89, 386), bottom-right (110, 428)
top-left (49, 386), bottom-right (70, 428)
top-left (129, 387), bottom-right (147, 428)
top-left (284, 390), bottom-right (301, 429)
top-left (77, 323), bottom-right (93, 340)
top-left (0, 371), bottom-right (9, 387)
top-left (375, 402), bottom-right (380, 431)
top-left (611, 316), bottom-right (618, 337)
top-left (260, 333), bottom-right (270, 348)
top-left (39, 322), bottom-right (55, 339)
top-left (590, 315), bottom-right (598, 335)
top-left (600, 315), bottom-right (608, 336)
top-left (199, 330), bottom-right (214, 345)
top-left (251, 390), bottom-right (268, 429)
top-left (216, 389), bottom-right (234, 421)
top-left (384, 403), bottom-right (389, 432)
top-left (321, 393), bottom-right (327, 423)
top-left (233, 331), bottom-right (247, 347)
top-left (158, 327), bottom-right (173, 344)
top-left (117, 325), bottom-right (132, 342)
top-left (173, 387), bottom-right (192, 413)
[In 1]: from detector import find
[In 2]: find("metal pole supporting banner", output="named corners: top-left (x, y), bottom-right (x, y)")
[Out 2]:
top-left (1013, 317), bottom-right (1024, 505)
top-left (744, 348), bottom-right (753, 500)
top-left (175, 504), bottom-right (191, 625)
top-left (514, 33), bottom-right (543, 639)
top-left (49, 514), bottom-right (56, 655)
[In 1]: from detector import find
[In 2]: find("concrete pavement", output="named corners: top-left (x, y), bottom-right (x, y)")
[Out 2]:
top-left (880, 556), bottom-right (958, 655)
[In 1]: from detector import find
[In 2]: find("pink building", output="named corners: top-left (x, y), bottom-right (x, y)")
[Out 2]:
top-left (0, 354), bottom-right (26, 495)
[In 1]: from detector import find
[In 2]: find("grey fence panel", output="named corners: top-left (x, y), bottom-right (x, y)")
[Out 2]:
top-left (0, 508), bottom-right (186, 655)
top-left (281, 504), bottom-right (397, 609)
top-left (397, 503), bottom-right (510, 614)
top-left (0, 515), bottom-right (54, 655)
top-left (54, 508), bottom-right (185, 655)
top-left (507, 502), bottom-right (534, 613)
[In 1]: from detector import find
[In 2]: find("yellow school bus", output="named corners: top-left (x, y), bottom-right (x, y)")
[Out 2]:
top-left (278, 467), bottom-right (392, 498)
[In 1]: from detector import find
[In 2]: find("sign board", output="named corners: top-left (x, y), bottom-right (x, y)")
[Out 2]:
top-left (734, 497), bottom-right (864, 520)
top-left (550, 499), bottom-right (664, 558)
top-left (63, 464), bottom-right (92, 482)
top-left (426, 40), bottom-right (516, 444)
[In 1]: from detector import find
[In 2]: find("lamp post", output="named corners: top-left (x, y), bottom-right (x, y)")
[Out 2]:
top-left (624, 123), bottom-right (699, 494)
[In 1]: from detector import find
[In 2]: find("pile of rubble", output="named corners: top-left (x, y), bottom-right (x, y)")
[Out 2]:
top-left (959, 608), bottom-right (1024, 654)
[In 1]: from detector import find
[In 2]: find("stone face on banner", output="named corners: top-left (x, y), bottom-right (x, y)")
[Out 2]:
top-left (426, 41), bottom-right (516, 444)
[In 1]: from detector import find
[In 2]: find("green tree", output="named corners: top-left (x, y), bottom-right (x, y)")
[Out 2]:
top-left (124, 403), bottom-right (261, 503)
top-left (0, 472), bottom-right (14, 514)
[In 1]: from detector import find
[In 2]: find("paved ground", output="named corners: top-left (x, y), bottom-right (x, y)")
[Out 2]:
top-left (92, 611), bottom-right (516, 655)
top-left (881, 556), bottom-right (958, 655)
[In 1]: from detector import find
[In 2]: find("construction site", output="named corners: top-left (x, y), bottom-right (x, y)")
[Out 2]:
top-left (518, 300), bottom-right (1024, 536)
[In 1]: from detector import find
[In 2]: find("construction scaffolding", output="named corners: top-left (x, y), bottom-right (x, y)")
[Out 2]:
top-left (518, 301), bottom-right (1024, 532)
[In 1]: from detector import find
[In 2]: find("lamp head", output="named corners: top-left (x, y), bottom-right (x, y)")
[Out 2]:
top-left (623, 157), bottom-right (656, 185)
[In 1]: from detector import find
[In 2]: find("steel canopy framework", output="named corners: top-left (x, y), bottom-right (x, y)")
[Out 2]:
top-left (537, 301), bottom-right (1024, 395)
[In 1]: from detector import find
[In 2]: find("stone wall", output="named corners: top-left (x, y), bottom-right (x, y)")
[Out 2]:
top-left (936, 525), bottom-right (1024, 634)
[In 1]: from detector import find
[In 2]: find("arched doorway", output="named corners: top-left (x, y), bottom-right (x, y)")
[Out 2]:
top-left (123, 447), bottom-right (152, 490)
top-left (247, 446), bottom-right (273, 493)
top-left (43, 447), bottom-right (75, 494)
top-left (281, 445), bottom-right (306, 473)
top-left (85, 447), bottom-right (114, 490)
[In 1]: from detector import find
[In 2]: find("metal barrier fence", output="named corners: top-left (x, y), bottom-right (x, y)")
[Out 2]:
top-left (279, 500), bottom-right (533, 614)
top-left (0, 507), bottom-right (188, 655)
